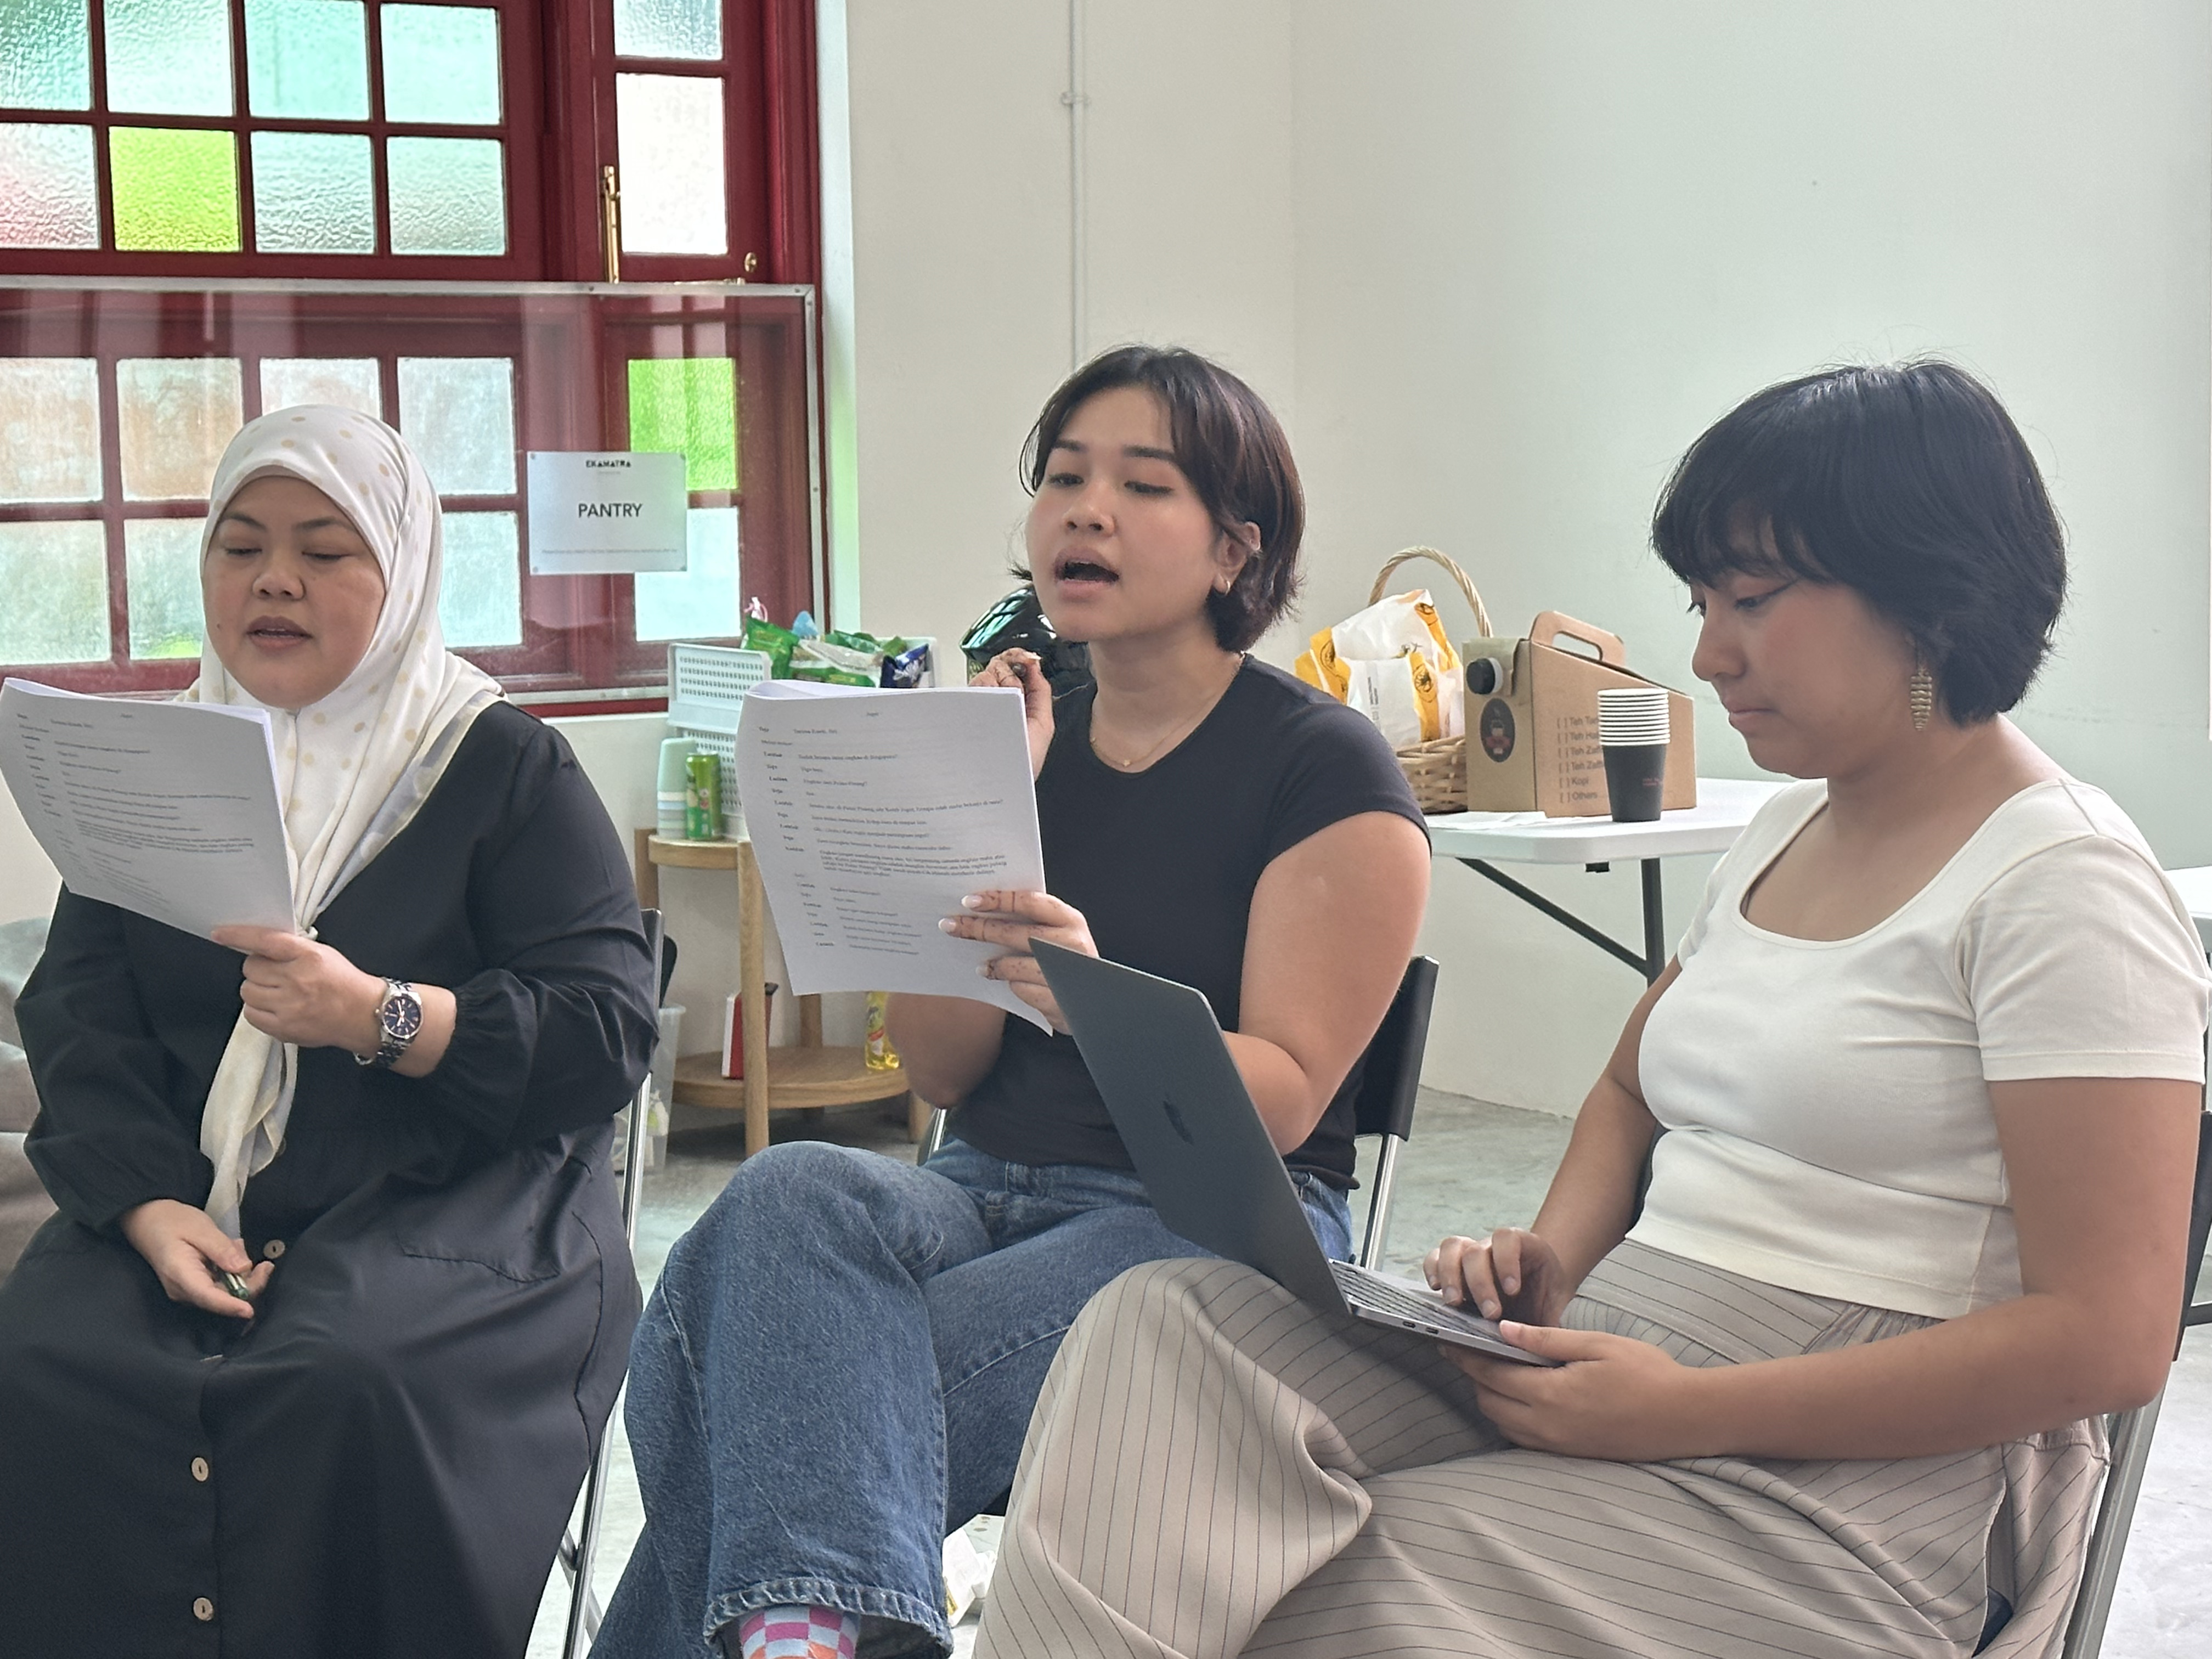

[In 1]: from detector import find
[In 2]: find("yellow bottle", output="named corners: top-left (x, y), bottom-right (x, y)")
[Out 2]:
top-left (864, 990), bottom-right (899, 1071)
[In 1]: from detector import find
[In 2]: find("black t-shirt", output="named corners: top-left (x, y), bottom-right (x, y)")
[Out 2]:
top-left (949, 659), bottom-right (1426, 1188)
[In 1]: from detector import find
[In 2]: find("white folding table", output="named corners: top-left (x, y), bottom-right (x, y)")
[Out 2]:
top-left (1426, 777), bottom-right (1788, 982)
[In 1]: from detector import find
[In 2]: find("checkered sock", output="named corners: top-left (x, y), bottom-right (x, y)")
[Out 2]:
top-left (731, 1604), bottom-right (859, 1659)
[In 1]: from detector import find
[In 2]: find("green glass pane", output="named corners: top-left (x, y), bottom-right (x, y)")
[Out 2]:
top-left (260, 358), bottom-right (383, 419)
top-left (110, 127), bottom-right (240, 252)
top-left (616, 72), bottom-right (725, 255)
top-left (125, 518), bottom-right (207, 659)
top-left (439, 511), bottom-right (522, 647)
top-left (245, 0), bottom-right (368, 121)
top-left (397, 357), bottom-right (515, 494)
top-left (614, 0), bottom-right (720, 60)
top-left (0, 0), bottom-right (91, 110)
top-left (636, 508), bottom-right (738, 641)
top-left (0, 521), bottom-right (110, 664)
top-left (628, 358), bottom-right (737, 493)
top-left (105, 0), bottom-right (232, 116)
top-left (252, 131), bottom-right (373, 253)
top-left (380, 4), bottom-right (501, 125)
top-left (386, 136), bottom-right (505, 255)
top-left (116, 358), bottom-right (244, 500)
top-left (0, 122), bottom-right (98, 249)
top-left (0, 359), bottom-right (101, 501)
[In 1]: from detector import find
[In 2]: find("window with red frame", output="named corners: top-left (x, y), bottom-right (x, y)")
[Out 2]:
top-left (0, 0), bottom-right (819, 700)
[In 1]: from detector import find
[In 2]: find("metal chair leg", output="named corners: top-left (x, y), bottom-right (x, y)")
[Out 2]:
top-left (2059, 1392), bottom-right (2166, 1659)
top-left (919, 1105), bottom-right (948, 1163)
top-left (1358, 1135), bottom-right (1404, 1270)
top-left (560, 911), bottom-right (662, 1658)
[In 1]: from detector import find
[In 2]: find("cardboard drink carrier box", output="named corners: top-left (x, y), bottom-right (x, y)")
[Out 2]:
top-left (1460, 611), bottom-right (1697, 817)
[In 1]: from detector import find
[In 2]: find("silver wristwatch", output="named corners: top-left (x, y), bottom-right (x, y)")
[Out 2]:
top-left (355, 979), bottom-right (423, 1070)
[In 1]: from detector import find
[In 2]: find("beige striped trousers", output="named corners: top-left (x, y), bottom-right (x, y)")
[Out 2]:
top-left (974, 1244), bottom-right (2104, 1659)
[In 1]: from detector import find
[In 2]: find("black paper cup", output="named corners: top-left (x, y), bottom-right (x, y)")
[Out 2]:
top-left (1602, 741), bottom-right (1667, 822)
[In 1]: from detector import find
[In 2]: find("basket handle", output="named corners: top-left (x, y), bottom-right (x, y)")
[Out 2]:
top-left (1531, 610), bottom-right (1627, 666)
top-left (1368, 547), bottom-right (1493, 639)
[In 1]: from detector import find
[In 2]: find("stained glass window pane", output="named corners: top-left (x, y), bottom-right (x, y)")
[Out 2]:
top-left (261, 358), bottom-right (383, 420)
top-left (616, 74), bottom-right (726, 256)
top-left (636, 508), bottom-right (738, 641)
top-left (0, 122), bottom-right (98, 249)
top-left (110, 127), bottom-right (241, 252)
top-left (628, 358), bottom-right (738, 492)
top-left (252, 132), bottom-right (374, 253)
top-left (0, 521), bottom-right (110, 664)
top-left (614, 0), bottom-right (721, 60)
top-left (117, 358), bottom-right (245, 501)
top-left (387, 137), bottom-right (506, 256)
top-left (245, 0), bottom-right (369, 121)
top-left (439, 511), bottom-right (522, 647)
top-left (381, 5), bottom-right (501, 126)
top-left (126, 519), bottom-right (207, 659)
top-left (0, 359), bottom-right (101, 502)
top-left (397, 358), bottom-right (515, 495)
top-left (0, 0), bottom-right (91, 110)
top-left (105, 0), bottom-right (233, 116)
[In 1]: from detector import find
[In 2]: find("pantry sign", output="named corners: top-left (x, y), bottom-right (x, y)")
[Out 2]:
top-left (524, 451), bottom-right (689, 574)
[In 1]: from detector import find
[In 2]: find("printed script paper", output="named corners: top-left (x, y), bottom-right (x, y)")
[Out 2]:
top-left (736, 681), bottom-right (1052, 1029)
top-left (0, 678), bottom-right (292, 940)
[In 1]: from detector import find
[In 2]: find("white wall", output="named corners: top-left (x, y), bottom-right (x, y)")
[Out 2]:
top-left (831, 0), bottom-right (2212, 1113)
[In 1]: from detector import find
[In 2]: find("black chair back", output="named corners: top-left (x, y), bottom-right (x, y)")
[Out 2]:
top-left (1352, 957), bottom-right (1438, 1142)
top-left (2181, 1107), bottom-right (2212, 1337)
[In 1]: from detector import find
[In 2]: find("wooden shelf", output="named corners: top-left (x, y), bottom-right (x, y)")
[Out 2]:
top-left (636, 826), bottom-right (933, 1158)
top-left (673, 1048), bottom-right (910, 1113)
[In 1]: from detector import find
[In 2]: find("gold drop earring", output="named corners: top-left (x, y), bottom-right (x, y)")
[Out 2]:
top-left (1909, 662), bottom-right (1935, 731)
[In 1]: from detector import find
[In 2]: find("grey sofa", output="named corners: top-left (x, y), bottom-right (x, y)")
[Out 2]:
top-left (0, 916), bottom-right (57, 1278)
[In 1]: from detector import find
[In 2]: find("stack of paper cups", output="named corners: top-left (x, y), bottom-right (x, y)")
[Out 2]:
top-left (1596, 687), bottom-right (1669, 822)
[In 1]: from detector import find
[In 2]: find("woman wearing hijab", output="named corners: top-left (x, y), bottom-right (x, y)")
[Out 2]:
top-left (0, 406), bottom-right (659, 1657)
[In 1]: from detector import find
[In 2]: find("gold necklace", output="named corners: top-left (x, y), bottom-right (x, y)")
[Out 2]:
top-left (1091, 658), bottom-right (1244, 772)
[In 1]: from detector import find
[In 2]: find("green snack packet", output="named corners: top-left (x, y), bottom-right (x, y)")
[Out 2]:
top-left (825, 628), bottom-right (884, 655)
top-left (792, 661), bottom-right (874, 687)
top-left (742, 617), bottom-right (798, 678)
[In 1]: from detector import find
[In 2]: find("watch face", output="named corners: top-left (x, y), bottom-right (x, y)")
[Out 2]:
top-left (381, 987), bottom-right (422, 1041)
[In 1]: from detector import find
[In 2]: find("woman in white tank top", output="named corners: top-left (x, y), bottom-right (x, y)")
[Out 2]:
top-left (973, 360), bottom-right (2212, 1659)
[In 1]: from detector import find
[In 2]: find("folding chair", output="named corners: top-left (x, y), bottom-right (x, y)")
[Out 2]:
top-left (916, 955), bottom-right (1442, 1274)
top-left (558, 907), bottom-right (664, 1658)
top-left (2044, 1102), bottom-right (2212, 1657)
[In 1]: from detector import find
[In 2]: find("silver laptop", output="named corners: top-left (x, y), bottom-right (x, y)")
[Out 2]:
top-left (1033, 940), bottom-right (1556, 1366)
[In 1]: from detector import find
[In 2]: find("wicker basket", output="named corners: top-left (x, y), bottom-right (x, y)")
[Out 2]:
top-left (1363, 548), bottom-right (1493, 815)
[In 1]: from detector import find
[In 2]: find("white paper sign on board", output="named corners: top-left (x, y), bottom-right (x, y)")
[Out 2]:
top-left (525, 450), bottom-right (687, 574)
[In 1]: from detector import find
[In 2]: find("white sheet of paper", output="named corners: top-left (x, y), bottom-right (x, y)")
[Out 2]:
top-left (736, 680), bottom-right (1052, 1029)
top-left (0, 678), bottom-right (294, 940)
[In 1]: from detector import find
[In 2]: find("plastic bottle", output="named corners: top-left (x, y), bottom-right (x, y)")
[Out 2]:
top-left (864, 991), bottom-right (900, 1071)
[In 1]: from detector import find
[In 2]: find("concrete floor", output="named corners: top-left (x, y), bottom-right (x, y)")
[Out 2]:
top-left (528, 1092), bottom-right (2212, 1658)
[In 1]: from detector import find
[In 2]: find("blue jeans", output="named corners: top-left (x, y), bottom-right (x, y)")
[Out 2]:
top-left (592, 1137), bottom-right (1352, 1659)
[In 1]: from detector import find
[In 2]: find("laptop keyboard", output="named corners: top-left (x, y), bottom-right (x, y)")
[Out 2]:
top-left (1331, 1260), bottom-right (1466, 1325)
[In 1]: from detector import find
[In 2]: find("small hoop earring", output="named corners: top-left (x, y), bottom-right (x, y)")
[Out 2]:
top-left (1909, 665), bottom-right (1935, 731)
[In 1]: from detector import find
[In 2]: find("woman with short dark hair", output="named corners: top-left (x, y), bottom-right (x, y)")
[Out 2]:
top-left (973, 361), bottom-right (2211, 1659)
top-left (597, 346), bottom-right (1432, 1659)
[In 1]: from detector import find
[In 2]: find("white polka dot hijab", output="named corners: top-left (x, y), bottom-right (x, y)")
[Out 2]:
top-left (186, 404), bottom-right (503, 1235)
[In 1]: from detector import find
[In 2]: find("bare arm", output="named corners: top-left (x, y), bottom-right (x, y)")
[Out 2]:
top-left (1457, 1076), bottom-right (2199, 1462)
top-left (885, 994), bottom-right (1006, 1106)
top-left (1224, 811), bottom-right (1431, 1152)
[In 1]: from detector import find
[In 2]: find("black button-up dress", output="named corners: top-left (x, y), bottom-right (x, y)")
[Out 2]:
top-left (0, 703), bottom-right (658, 1658)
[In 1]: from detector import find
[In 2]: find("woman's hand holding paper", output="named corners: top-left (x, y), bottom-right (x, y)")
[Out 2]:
top-left (211, 925), bottom-right (455, 1075)
top-left (940, 891), bottom-right (1097, 1034)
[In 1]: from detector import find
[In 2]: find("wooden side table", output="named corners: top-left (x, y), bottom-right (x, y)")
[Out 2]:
top-left (634, 829), bottom-right (929, 1159)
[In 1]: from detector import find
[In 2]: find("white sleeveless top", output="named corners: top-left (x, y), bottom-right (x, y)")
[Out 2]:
top-left (1628, 777), bottom-right (2210, 1319)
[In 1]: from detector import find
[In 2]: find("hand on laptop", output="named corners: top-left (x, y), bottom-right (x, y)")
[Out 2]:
top-left (1425, 1227), bottom-right (1571, 1325)
top-left (943, 890), bottom-right (1098, 1032)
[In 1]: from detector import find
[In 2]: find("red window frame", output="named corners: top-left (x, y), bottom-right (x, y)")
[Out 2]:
top-left (0, 2), bottom-right (824, 702)
top-left (0, 281), bottom-right (820, 698)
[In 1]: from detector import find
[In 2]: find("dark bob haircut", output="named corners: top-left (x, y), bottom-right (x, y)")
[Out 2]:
top-left (1650, 359), bottom-right (2066, 723)
top-left (1021, 345), bottom-right (1304, 653)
